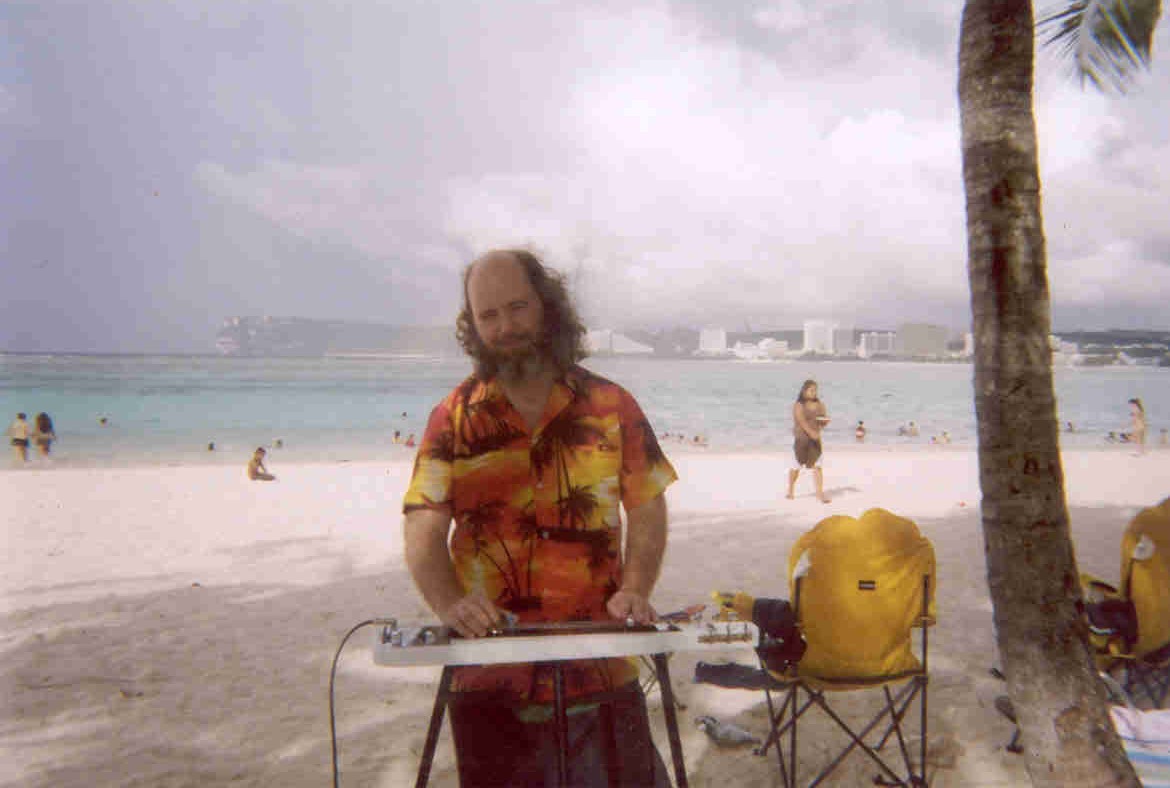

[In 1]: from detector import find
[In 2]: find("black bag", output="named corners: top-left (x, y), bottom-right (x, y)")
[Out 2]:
top-left (750, 598), bottom-right (806, 673)
top-left (1085, 597), bottom-right (1138, 651)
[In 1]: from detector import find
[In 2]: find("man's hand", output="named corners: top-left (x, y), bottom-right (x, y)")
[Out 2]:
top-left (607, 589), bottom-right (657, 625)
top-left (405, 508), bottom-right (502, 638)
top-left (440, 592), bottom-right (503, 638)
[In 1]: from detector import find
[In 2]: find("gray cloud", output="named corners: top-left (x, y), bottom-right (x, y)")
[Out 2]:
top-left (3, 1), bottom-right (1169, 352)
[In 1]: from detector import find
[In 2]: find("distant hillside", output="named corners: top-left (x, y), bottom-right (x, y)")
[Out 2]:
top-left (216, 317), bottom-right (459, 357)
top-left (1055, 329), bottom-right (1170, 349)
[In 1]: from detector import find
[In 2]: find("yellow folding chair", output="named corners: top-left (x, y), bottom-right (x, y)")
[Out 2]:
top-left (1099, 497), bottom-right (1170, 708)
top-left (756, 508), bottom-right (936, 787)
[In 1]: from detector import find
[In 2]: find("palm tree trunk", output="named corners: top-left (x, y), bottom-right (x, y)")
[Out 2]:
top-left (958, 1), bottom-right (1138, 784)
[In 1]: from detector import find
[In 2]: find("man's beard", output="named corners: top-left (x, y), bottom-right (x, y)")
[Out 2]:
top-left (487, 334), bottom-right (549, 383)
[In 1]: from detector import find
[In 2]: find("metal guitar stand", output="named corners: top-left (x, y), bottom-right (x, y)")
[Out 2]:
top-left (415, 653), bottom-right (688, 788)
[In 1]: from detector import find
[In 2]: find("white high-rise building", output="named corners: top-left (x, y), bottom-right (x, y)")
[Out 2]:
top-left (803, 320), bottom-right (837, 354)
top-left (585, 330), bottom-right (653, 356)
top-left (697, 328), bottom-right (729, 356)
top-left (858, 331), bottom-right (897, 359)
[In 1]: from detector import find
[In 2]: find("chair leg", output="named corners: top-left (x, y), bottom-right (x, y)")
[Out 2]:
top-left (805, 683), bottom-right (920, 788)
top-left (757, 685), bottom-right (794, 787)
top-left (1139, 662), bottom-right (1170, 708)
top-left (879, 684), bottom-right (915, 782)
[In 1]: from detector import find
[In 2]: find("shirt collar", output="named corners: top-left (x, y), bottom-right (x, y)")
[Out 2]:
top-left (472, 365), bottom-right (583, 435)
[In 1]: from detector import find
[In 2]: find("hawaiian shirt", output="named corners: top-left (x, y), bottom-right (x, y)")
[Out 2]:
top-left (403, 365), bottom-right (677, 703)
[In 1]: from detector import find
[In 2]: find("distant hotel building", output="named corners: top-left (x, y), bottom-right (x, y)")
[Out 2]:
top-left (833, 325), bottom-right (856, 358)
top-left (696, 328), bottom-right (730, 356)
top-left (585, 330), bottom-right (653, 356)
top-left (858, 331), bottom-right (896, 359)
top-left (896, 323), bottom-right (949, 357)
top-left (758, 337), bottom-right (789, 358)
top-left (802, 320), bottom-right (837, 354)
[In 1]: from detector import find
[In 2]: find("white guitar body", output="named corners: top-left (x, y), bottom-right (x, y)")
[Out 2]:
top-left (373, 620), bottom-right (759, 667)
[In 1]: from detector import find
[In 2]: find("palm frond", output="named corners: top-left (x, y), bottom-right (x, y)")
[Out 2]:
top-left (1038, 0), bottom-right (1163, 92)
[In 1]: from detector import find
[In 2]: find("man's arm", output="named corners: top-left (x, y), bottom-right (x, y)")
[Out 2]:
top-left (403, 507), bottom-right (501, 637)
top-left (606, 493), bottom-right (668, 624)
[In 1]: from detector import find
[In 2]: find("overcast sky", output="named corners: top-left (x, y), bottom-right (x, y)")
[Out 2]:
top-left (3, 1), bottom-right (1169, 353)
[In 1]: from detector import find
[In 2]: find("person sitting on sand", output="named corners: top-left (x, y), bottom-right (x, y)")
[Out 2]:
top-left (247, 447), bottom-right (276, 481)
top-left (404, 433), bottom-right (416, 448)
top-left (855, 420), bottom-right (866, 442)
top-left (33, 412), bottom-right (56, 457)
top-left (787, 379), bottom-right (830, 503)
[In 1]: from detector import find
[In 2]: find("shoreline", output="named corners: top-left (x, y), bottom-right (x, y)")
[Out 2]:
top-left (3, 438), bottom-right (1161, 473)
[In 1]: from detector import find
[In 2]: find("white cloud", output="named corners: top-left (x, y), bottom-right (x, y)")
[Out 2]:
top-left (151, 1), bottom-right (1170, 341)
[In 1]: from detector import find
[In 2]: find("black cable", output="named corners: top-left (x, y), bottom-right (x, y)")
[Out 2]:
top-left (330, 618), bottom-right (399, 788)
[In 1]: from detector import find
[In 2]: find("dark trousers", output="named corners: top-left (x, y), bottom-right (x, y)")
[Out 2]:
top-left (448, 682), bottom-right (671, 787)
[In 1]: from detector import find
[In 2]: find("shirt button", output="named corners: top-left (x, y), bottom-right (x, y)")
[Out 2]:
top-left (540, 529), bottom-right (549, 539)
top-left (536, 480), bottom-right (544, 489)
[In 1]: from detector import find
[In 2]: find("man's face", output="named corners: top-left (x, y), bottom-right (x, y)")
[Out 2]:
top-left (467, 253), bottom-right (546, 366)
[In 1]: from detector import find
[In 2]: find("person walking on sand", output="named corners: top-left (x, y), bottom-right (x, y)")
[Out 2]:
top-left (247, 447), bottom-right (276, 481)
top-left (855, 420), bottom-right (866, 443)
top-left (787, 380), bottom-right (830, 503)
top-left (402, 248), bottom-right (677, 786)
top-left (33, 413), bottom-right (56, 458)
top-left (1128, 398), bottom-right (1147, 455)
top-left (8, 412), bottom-right (31, 463)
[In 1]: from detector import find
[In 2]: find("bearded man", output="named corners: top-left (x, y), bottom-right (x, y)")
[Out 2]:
top-left (403, 249), bottom-right (677, 786)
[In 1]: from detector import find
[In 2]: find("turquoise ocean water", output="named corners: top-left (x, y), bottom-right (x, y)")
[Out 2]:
top-left (1, 354), bottom-right (1164, 468)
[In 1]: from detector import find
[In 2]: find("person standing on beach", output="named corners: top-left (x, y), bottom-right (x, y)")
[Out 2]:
top-left (402, 248), bottom-right (677, 786)
top-left (7, 412), bottom-right (31, 463)
top-left (33, 413), bottom-right (56, 458)
top-left (787, 380), bottom-right (830, 503)
top-left (1128, 398), bottom-right (1147, 455)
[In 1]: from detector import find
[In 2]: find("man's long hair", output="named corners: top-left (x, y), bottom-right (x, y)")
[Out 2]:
top-left (455, 249), bottom-right (589, 379)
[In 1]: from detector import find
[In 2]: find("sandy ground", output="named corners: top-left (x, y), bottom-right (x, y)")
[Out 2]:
top-left (1, 446), bottom-right (1167, 787)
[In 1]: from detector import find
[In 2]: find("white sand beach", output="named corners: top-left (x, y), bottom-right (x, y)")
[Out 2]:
top-left (2, 447), bottom-right (1167, 787)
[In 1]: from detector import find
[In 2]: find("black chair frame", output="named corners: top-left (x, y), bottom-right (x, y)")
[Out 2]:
top-left (754, 574), bottom-right (931, 787)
